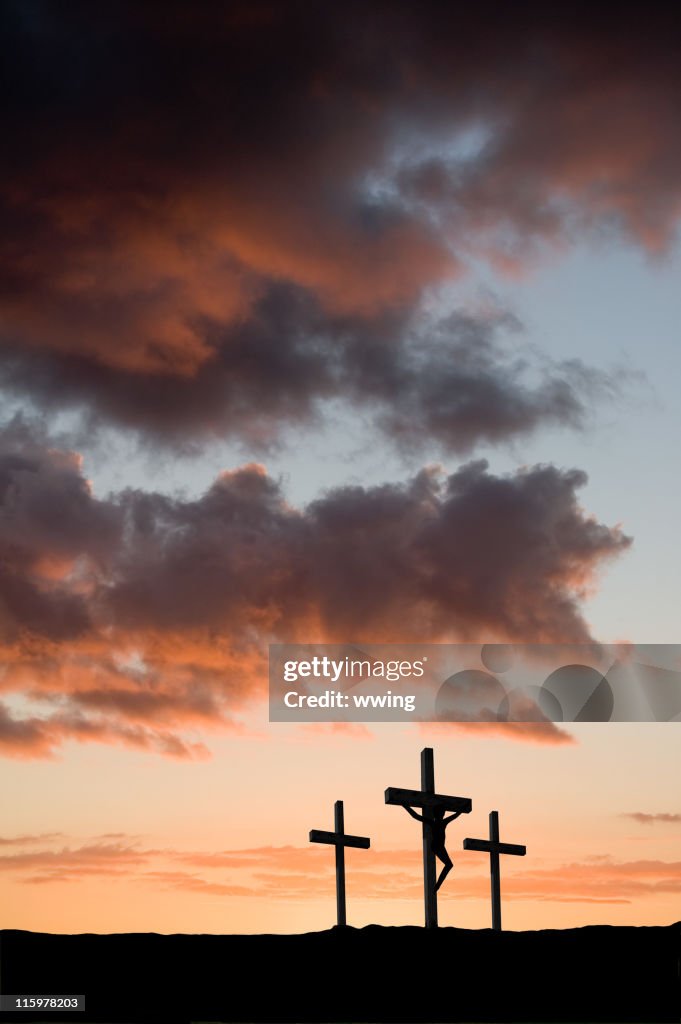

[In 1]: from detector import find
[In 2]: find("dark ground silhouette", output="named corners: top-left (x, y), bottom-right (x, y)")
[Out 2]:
top-left (1, 922), bottom-right (679, 1023)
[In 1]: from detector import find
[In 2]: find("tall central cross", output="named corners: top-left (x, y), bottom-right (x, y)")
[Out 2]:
top-left (463, 810), bottom-right (526, 930)
top-left (385, 747), bottom-right (472, 928)
top-left (309, 800), bottom-right (370, 927)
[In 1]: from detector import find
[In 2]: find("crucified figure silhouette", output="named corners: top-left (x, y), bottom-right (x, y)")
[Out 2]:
top-left (403, 804), bottom-right (462, 891)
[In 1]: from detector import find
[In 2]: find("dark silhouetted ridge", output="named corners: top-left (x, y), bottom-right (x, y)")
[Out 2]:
top-left (1, 922), bottom-right (679, 1022)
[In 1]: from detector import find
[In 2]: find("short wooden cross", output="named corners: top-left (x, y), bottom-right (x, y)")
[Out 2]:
top-left (309, 800), bottom-right (370, 927)
top-left (463, 810), bottom-right (526, 930)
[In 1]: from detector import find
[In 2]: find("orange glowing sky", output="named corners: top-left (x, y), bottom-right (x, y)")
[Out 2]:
top-left (2, 720), bottom-right (680, 933)
top-left (1, 3), bottom-right (681, 935)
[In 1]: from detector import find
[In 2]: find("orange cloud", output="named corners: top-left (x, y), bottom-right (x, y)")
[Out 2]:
top-left (3, 834), bottom-right (679, 908)
top-left (0, 420), bottom-right (630, 758)
top-left (0, 833), bottom-right (64, 846)
top-left (420, 721), bottom-right (576, 746)
top-left (1, 6), bottom-right (653, 452)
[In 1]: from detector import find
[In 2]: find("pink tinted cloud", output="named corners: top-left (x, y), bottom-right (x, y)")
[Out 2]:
top-left (0, 421), bottom-right (630, 758)
top-left (420, 721), bottom-right (575, 747)
top-left (0, 6), bottom-right (657, 451)
top-left (623, 813), bottom-right (681, 825)
top-left (3, 834), bottom-right (679, 907)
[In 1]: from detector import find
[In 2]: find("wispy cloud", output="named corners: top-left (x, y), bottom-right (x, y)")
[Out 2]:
top-left (420, 721), bottom-right (576, 746)
top-left (622, 812), bottom-right (681, 825)
top-left (2, 834), bottom-right (679, 908)
top-left (0, 832), bottom-right (64, 846)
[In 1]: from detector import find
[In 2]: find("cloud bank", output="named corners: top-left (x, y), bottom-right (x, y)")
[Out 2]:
top-left (2, 833), bottom-right (679, 907)
top-left (0, 418), bottom-right (630, 758)
top-left (0, 2), bottom-right (663, 449)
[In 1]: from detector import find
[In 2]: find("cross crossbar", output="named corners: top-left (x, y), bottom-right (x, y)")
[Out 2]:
top-left (309, 829), bottom-right (370, 849)
top-left (385, 787), bottom-right (472, 813)
top-left (463, 838), bottom-right (526, 856)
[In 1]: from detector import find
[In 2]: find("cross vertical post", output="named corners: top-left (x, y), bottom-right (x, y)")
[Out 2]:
top-left (309, 799), bottom-right (370, 927)
top-left (463, 809), bottom-right (526, 931)
top-left (421, 748), bottom-right (437, 929)
top-left (334, 800), bottom-right (346, 927)
top-left (385, 747), bottom-right (472, 928)
top-left (489, 810), bottom-right (501, 931)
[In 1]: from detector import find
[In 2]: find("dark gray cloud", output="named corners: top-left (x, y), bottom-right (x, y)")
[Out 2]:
top-left (0, 418), bottom-right (631, 757)
top-left (0, 285), bottom-right (611, 455)
top-left (0, 3), bottom-right (662, 450)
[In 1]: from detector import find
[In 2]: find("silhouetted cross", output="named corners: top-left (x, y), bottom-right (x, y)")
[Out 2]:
top-left (463, 810), bottom-right (526, 930)
top-left (309, 800), bottom-right (370, 927)
top-left (385, 747), bottom-right (472, 928)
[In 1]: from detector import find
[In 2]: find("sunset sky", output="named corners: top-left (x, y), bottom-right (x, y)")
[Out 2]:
top-left (1, 2), bottom-right (680, 935)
